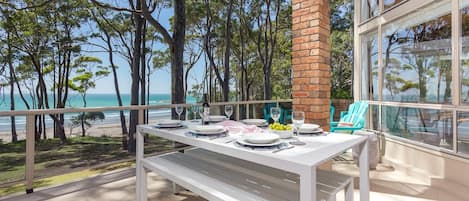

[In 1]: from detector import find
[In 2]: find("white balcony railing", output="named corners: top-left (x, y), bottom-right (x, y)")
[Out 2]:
top-left (0, 99), bottom-right (292, 194)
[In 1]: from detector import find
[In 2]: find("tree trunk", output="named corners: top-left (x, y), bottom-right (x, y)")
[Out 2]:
top-left (81, 94), bottom-right (87, 137)
top-left (140, 21), bottom-right (147, 123)
top-left (128, 0), bottom-right (144, 153)
top-left (7, 36), bottom-right (17, 143)
top-left (106, 30), bottom-right (128, 150)
top-left (171, 0), bottom-right (186, 119)
top-left (222, 0), bottom-right (234, 102)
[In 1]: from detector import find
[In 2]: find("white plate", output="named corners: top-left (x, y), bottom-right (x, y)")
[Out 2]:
top-left (208, 115), bottom-right (227, 122)
top-left (244, 133), bottom-right (280, 144)
top-left (156, 119), bottom-right (182, 126)
top-left (237, 137), bottom-right (283, 147)
top-left (300, 123), bottom-right (320, 130)
top-left (156, 124), bottom-right (183, 128)
top-left (190, 125), bottom-right (226, 135)
top-left (241, 119), bottom-right (267, 126)
top-left (299, 128), bottom-right (324, 134)
top-left (155, 119), bottom-right (182, 128)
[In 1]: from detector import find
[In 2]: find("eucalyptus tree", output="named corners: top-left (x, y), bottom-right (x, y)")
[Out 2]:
top-left (69, 56), bottom-right (109, 136)
top-left (90, 7), bottom-right (132, 149)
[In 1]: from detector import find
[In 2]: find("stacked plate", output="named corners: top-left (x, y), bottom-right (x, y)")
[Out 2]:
top-left (207, 115), bottom-right (227, 122)
top-left (298, 123), bottom-right (323, 134)
top-left (236, 133), bottom-right (283, 147)
top-left (155, 120), bottom-right (182, 128)
top-left (240, 119), bottom-right (268, 127)
top-left (190, 125), bottom-right (227, 135)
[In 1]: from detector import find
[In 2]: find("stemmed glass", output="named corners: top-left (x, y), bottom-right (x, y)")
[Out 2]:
top-left (225, 105), bottom-right (233, 120)
top-left (191, 104), bottom-right (199, 122)
top-left (270, 107), bottom-right (280, 123)
top-left (290, 111), bottom-right (306, 145)
top-left (175, 104), bottom-right (184, 120)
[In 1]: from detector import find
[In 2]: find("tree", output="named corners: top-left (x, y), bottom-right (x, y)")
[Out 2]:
top-left (69, 112), bottom-right (105, 135)
top-left (330, 0), bottom-right (353, 99)
top-left (90, 8), bottom-right (131, 149)
top-left (69, 56), bottom-right (109, 136)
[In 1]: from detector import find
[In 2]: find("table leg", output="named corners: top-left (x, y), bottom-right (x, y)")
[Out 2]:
top-left (358, 140), bottom-right (369, 201)
top-left (137, 127), bottom-right (148, 201)
top-left (345, 179), bottom-right (354, 201)
top-left (300, 167), bottom-right (316, 201)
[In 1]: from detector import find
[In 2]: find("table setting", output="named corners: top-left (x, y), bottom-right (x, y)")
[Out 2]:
top-left (148, 105), bottom-right (332, 153)
top-left (136, 105), bottom-right (370, 201)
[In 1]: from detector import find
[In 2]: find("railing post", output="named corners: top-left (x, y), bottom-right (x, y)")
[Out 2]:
top-left (25, 114), bottom-right (35, 194)
top-left (253, 104), bottom-right (257, 119)
top-left (236, 104), bottom-right (240, 121)
top-left (138, 109), bottom-right (145, 125)
top-left (246, 104), bottom-right (250, 119)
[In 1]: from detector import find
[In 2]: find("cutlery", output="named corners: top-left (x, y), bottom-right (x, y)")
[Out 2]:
top-left (272, 145), bottom-right (295, 153)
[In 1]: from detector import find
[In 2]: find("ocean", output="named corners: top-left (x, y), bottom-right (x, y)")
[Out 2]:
top-left (0, 93), bottom-right (197, 132)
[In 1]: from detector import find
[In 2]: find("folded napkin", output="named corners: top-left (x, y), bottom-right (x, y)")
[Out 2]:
top-left (216, 120), bottom-right (264, 133)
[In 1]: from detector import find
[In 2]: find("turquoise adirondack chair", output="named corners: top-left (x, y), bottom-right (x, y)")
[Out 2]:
top-left (330, 101), bottom-right (369, 133)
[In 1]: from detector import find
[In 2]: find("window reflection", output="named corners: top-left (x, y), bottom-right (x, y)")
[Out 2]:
top-left (382, 2), bottom-right (452, 104)
top-left (458, 112), bottom-right (469, 154)
top-left (384, 0), bottom-right (405, 10)
top-left (382, 106), bottom-right (453, 149)
top-left (361, 31), bottom-right (378, 100)
top-left (461, 4), bottom-right (469, 104)
top-left (361, 0), bottom-right (379, 22)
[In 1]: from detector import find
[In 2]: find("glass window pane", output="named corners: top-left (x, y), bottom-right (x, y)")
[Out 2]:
top-left (461, 1), bottom-right (469, 104)
top-left (382, 2), bottom-right (452, 104)
top-left (384, 0), bottom-right (405, 10)
top-left (382, 106), bottom-right (453, 149)
top-left (361, 0), bottom-right (379, 22)
top-left (458, 112), bottom-right (469, 154)
top-left (361, 31), bottom-right (379, 100)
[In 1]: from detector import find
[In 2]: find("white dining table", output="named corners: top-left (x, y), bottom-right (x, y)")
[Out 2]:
top-left (136, 121), bottom-right (369, 201)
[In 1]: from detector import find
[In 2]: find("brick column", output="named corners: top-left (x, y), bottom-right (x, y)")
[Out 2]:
top-left (292, 0), bottom-right (331, 130)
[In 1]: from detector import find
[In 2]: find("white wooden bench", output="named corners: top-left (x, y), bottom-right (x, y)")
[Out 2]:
top-left (142, 148), bottom-right (353, 201)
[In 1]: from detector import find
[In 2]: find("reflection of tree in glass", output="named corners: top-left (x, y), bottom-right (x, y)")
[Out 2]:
top-left (383, 13), bottom-right (452, 104)
top-left (461, 7), bottom-right (469, 103)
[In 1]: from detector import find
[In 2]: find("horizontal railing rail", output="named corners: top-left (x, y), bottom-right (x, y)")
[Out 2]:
top-left (0, 99), bottom-right (293, 116)
top-left (0, 99), bottom-right (292, 195)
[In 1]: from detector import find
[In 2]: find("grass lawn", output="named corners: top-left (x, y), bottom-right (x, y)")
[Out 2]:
top-left (0, 135), bottom-right (174, 197)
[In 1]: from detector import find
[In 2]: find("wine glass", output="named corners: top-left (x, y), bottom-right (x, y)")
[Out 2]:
top-left (225, 105), bottom-right (233, 120)
top-left (270, 107), bottom-right (280, 123)
top-left (191, 104), bottom-right (199, 121)
top-left (290, 111), bottom-right (306, 145)
top-left (175, 104), bottom-right (184, 120)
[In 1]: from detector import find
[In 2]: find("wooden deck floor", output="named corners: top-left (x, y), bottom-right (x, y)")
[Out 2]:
top-left (1, 161), bottom-right (467, 201)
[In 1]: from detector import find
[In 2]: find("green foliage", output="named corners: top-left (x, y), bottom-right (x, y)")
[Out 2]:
top-left (330, 0), bottom-right (353, 98)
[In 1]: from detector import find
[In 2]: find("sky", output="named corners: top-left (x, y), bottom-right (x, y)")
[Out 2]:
top-left (83, 5), bottom-right (205, 94)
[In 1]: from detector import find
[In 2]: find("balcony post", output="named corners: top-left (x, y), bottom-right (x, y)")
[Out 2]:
top-left (292, 0), bottom-right (331, 130)
top-left (25, 114), bottom-right (35, 193)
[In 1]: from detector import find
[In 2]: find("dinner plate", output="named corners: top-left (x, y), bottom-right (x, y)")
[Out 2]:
top-left (154, 119), bottom-right (182, 128)
top-left (300, 123), bottom-right (320, 130)
top-left (299, 128), bottom-right (324, 134)
top-left (190, 125), bottom-right (227, 135)
top-left (208, 115), bottom-right (227, 122)
top-left (236, 137), bottom-right (283, 147)
top-left (244, 133), bottom-right (280, 144)
top-left (241, 119), bottom-right (267, 126)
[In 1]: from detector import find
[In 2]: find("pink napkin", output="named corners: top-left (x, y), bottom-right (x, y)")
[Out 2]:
top-left (216, 120), bottom-right (264, 134)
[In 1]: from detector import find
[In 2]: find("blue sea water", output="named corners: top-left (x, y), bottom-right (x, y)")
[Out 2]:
top-left (0, 93), bottom-right (196, 132)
